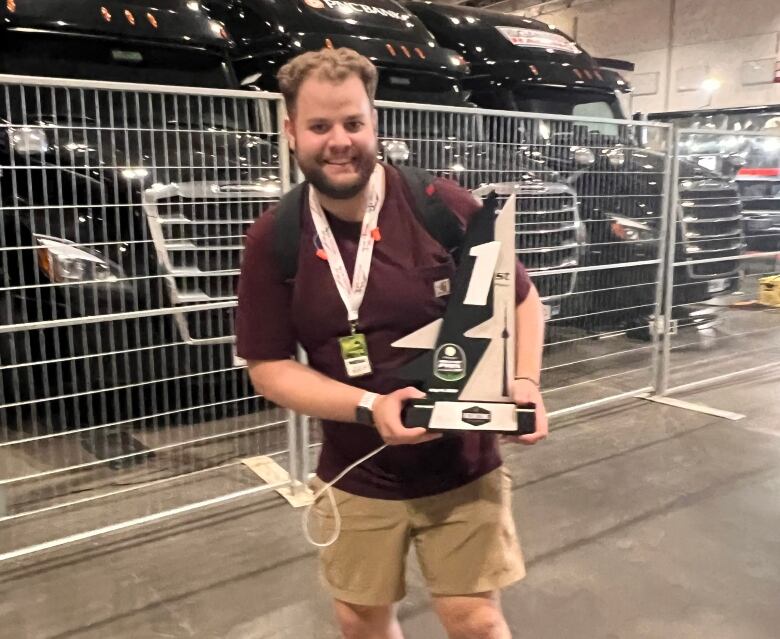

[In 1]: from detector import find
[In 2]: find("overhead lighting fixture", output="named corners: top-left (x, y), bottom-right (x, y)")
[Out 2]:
top-left (701, 78), bottom-right (721, 92)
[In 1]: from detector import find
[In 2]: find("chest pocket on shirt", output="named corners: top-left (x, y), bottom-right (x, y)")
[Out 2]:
top-left (415, 263), bottom-right (455, 299)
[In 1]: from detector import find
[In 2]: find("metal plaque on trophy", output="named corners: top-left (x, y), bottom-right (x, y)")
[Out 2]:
top-left (393, 192), bottom-right (536, 435)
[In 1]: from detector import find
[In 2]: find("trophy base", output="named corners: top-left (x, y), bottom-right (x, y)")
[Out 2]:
top-left (401, 400), bottom-right (535, 435)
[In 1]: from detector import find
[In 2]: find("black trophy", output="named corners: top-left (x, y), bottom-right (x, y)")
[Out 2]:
top-left (393, 193), bottom-right (536, 435)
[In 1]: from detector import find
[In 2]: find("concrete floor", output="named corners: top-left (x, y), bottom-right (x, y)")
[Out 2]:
top-left (1, 370), bottom-right (779, 639)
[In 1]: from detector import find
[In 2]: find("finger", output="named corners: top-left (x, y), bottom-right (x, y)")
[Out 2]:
top-left (401, 386), bottom-right (427, 400)
top-left (402, 426), bottom-right (430, 438)
top-left (388, 431), bottom-right (442, 445)
top-left (501, 434), bottom-right (532, 443)
top-left (518, 432), bottom-right (546, 445)
top-left (410, 433), bottom-right (442, 444)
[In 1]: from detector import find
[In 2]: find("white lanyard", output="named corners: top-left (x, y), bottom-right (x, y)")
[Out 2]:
top-left (309, 164), bottom-right (385, 331)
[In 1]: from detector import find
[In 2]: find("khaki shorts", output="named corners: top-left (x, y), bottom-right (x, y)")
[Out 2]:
top-left (309, 466), bottom-right (526, 606)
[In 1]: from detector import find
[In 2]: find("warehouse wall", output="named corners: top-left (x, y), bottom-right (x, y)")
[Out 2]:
top-left (523, 0), bottom-right (780, 115)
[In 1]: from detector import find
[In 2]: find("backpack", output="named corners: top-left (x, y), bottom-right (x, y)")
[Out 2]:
top-left (272, 165), bottom-right (471, 281)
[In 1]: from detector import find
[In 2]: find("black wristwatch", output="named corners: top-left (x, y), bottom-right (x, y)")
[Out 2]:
top-left (355, 391), bottom-right (379, 426)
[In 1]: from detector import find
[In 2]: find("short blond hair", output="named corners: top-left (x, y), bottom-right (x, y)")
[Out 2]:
top-left (277, 48), bottom-right (378, 115)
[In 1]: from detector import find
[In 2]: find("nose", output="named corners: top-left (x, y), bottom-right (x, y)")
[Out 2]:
top-left (327, 124), bottom-right (352, 151)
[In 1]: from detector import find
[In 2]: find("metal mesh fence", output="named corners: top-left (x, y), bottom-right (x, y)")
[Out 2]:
top-left (661, 128), bottom-right (780, 393)
top-left (0, 76), bottom-right (290, 554)
top-left (376, 101), bottom-right (672, 415)
top-left (3, 79), bottom-right (777, 561)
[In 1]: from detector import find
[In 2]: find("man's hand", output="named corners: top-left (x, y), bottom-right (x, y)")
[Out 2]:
top-left (373, 387), bottom-right (442, 446)
top-left (503, 378), bottom-right (548, 445)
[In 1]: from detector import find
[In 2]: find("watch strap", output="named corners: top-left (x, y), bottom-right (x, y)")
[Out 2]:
top-left (355, 391), bottom-right (379, 425)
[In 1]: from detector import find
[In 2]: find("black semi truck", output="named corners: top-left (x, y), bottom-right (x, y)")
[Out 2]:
top-left (650, 105), bottom-right (780, 251)
top-left (204, 0), bottom-right (590, 319)
top-left (408, 2), bottom-right (746, 334)
top-left (204, 0), bottom-right (468, 105)
top-left (0, 0), bottom-right (275, 436)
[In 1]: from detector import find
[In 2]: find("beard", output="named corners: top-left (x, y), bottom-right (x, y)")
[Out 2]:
top-left (296, 145), bottom-right (377, 200)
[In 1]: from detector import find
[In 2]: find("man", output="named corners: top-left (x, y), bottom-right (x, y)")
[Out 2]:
top-left (236, 48), bottom-right (548, 639)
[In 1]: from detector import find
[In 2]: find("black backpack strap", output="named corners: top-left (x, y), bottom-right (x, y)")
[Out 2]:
top-left (272, 182), bottom-right (307, 282)
top-left (272, 166), bottom-right (476, 281)
top-left (395, 165), bottom-right (467, 261)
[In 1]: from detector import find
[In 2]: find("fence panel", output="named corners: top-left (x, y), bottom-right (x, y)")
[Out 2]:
top-left (376, 101), bottom-right (673, 415)
top-left (661, 127), bottom-right (780, 394)
top-left (0, 76), bottom-right (290, 559)
top-left (13, 83), bottom-right (773, 561)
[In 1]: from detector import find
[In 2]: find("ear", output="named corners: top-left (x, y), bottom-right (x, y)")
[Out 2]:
top-left (284, 115), bottom-right (296, 152)
top-left (372, 107), bottom-right (378, 134)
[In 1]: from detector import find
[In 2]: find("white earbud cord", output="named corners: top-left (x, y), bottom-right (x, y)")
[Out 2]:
top-left (302, 443), bottom-right (388, 547)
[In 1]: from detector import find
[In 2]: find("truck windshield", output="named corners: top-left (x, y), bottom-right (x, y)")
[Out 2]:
top-left (510, 86), bottom-right (624, 137)
top-left (674, 113), bottom-right (780, 169)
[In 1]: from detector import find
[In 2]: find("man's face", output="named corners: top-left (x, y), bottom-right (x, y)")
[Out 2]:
top-left (285, 73), bottom-right (378, 200)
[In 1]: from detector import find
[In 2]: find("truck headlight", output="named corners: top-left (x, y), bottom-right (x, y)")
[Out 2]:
top-left (606, 148), bottom-right (626, 168)
top-left (572, 146), bottom-right (596, 166)
top-left (725, 153), bottom-right (746, 169)
top-left (35, 236), bottom-right (119, 283)
top-left (382, 139), bottom-right (410, 164)
top-left (10, 127), bottom-right (49, 155)
top-left (609, 216), bottom-right (656, 242)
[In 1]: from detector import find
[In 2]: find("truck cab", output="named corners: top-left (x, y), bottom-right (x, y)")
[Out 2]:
top-left (650, 105), bottom-right (780, 251)
top-left (0, 1), bottom-right (269, 430)
top-left (409, 1), bottom-right (745, 334)
top-left (203, 0), bottom-right (476, 168)
top-left (204, 0), bottom-right (467, 104)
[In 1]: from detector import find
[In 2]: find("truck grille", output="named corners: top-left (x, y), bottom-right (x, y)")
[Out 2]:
top-left (678, 179), bottom-right (744, 279)
top-left (475, 183), bottom-right (582, 302)
top-left (143, 180), bottom-right (281, 343)
top-left (378, 109), bottom-right (490, 186)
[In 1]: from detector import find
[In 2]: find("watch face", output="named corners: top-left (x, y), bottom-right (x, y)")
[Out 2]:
top-left (356, 405), bottom-right (374, 426)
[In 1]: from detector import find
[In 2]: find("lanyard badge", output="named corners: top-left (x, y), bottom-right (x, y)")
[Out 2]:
top-left (309, 165), bottom-right (385, 378)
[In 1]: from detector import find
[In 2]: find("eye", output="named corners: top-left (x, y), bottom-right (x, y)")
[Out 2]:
top-left (310, 122), bottom-right (329, 134)
top-left (344, 120), bottom-right (364, 133)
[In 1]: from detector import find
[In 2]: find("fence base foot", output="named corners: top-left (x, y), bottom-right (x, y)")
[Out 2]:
top-left (242, 456), bottom-right (314, 508)
top-left (637, 393), bottom-right (745, 421)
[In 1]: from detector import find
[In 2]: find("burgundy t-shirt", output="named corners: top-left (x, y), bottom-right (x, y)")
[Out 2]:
top-left (236, 164), bottom-right (532, 499)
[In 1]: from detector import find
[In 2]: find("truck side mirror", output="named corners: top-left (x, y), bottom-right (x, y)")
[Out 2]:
top-left (628, 113), bottom-right (646, 147)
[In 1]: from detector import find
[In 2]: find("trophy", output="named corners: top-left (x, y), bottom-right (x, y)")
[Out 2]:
top-left (394, 193), bottom-right (535, 434)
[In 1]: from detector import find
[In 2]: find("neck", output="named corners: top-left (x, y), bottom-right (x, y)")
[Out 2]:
top-left (316, 188), bottom-right (369, 223)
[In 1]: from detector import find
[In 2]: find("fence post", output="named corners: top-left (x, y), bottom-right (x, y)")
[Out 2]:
top-left (276, 97), bottom-right (291, 194)
top-left (300, 416), bottom-right (311, 482)
top-left (286, 408), bottom-right (302, 494)
top-left (292, 345), bottom-right (312, 490)
top-left (656, 127), bottom-right (681, 395)
top-left (650, 124), bottom-right (674, 394)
